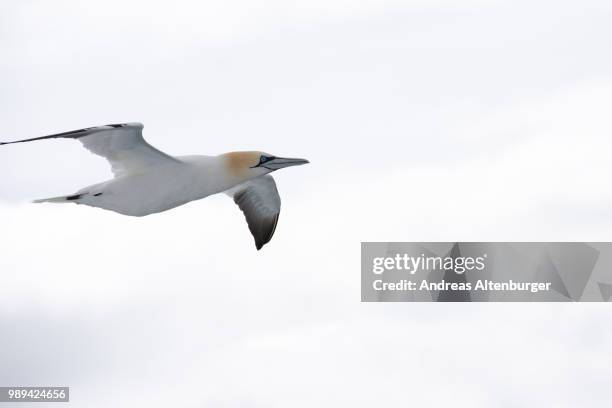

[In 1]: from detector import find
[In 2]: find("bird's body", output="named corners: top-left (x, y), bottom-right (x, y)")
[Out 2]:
top-left (1, 123), bottom-right (308, 249)
top-left (66, 155), bottom-right (229, 216)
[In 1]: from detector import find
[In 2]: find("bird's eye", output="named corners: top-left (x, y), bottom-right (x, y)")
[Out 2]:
top-left (260, 155), bottom-right (274, 164)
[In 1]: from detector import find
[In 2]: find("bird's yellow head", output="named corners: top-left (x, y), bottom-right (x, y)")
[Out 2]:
top-left (222, 151), bottom-right (309, 179)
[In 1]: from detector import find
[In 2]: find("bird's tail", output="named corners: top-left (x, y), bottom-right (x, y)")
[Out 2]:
top-left (33, 193), bottom-right (84, 204)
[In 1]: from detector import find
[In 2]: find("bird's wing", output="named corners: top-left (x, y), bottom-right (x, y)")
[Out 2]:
top-left (0, 122), bottom-right (180, 177)
top-left (226, 175), bottom-right (281, 250)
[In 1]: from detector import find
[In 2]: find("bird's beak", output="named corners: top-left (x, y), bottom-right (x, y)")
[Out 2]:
top-left (264, 157), bottom-right (310, 170)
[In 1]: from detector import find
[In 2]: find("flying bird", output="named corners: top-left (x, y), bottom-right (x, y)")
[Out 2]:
top-left (0, 123), bottom-right (308, 250)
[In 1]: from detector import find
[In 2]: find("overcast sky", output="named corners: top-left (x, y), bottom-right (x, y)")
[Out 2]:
top-left (1, 0), bottom-right (612, 407)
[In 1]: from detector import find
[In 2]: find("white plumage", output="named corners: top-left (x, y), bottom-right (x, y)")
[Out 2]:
top-left (1, 123), bottom-right (308, 249)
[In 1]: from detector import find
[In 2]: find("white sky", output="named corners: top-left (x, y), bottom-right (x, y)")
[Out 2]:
top-left (1, 0), bottom-right (612, 406)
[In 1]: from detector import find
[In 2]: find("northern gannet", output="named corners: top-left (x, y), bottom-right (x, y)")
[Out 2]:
top-left (0, 123), bottom-right (309, 249)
